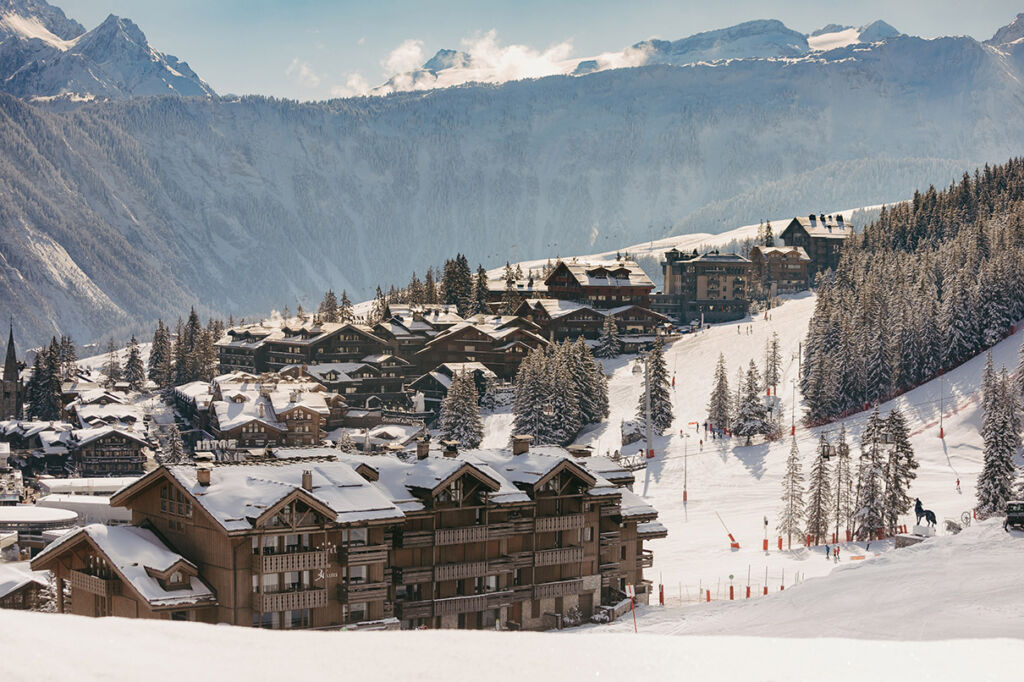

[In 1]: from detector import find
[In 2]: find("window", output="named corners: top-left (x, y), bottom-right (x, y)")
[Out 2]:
top-left (170, 610), bottom-right (188, 621)
top-left (584, 526), bottom-right (594, 542)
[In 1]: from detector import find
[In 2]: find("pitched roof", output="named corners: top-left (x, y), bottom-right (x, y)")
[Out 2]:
top-left (750, 245), bottom-right (811, 261)
top-left (548, 259), bottom-right (654, 289)
top-left (786, 215), bottom-right (854, 239)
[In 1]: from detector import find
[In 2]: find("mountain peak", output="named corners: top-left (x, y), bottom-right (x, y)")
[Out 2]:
top-left (634, 18), bottom-right (809, 65)
top-left (986, 12), bottom-right (1024, 47)
top-left (857, 20), bottom-right (901, 43)
top-left (0, 0), bottom-right (84, 40)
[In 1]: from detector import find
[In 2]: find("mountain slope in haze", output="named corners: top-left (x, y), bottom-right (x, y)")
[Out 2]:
top-left (4, 9), bottom-right (1024, 347)
top-left (0, 0), bottom-right (213, 101)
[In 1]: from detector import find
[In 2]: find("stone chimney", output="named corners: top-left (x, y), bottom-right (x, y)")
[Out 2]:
top-left (197, 465), bottom-right (211, 487)
top-left (416, 436), bottom-right (430, 460)
top-left (441, 440), bottom-right (459, 458)
top-left (567, 444), bottom-right (591, 458)
top-left (301, 470), bottom-right (313, 492)
top-left (512, 434), bottom-right (533, 456)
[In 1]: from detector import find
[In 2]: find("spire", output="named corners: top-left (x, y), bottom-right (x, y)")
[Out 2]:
top-left (3, 320), bottom-right (17, 383)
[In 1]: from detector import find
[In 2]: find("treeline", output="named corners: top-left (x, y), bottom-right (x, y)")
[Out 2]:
top-left (148, 309), bottom-right (223, 391)
top-left (802, 159), bottom-right (1024, 423)
top-left (705, 334), bottom-right (784, 444)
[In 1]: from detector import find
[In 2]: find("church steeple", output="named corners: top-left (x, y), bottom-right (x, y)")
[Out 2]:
top-left (3, 320), bottom-right (18, 383)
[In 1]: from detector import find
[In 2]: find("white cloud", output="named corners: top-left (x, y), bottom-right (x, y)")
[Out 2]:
top-left (329, 72), bottom-right (371, 98)
top-left (285, 58), bottom-right (321, 88)
top-left (371, 30), bottom-right (654, 95)
top-left (357, 37), bottom-right (366, 46)
top-left (382, 39), bottom-right (426, 76)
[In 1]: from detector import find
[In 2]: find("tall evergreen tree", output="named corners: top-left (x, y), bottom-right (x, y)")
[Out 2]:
top-left (103, 339), bottom-right (122, 387)
top-left (805, 437), bottom-right (833, 545)
top-left (423, 269), bottom-right (438, 305)
top-left (58, 335), bottom-right (78, 381)
top-left (512, 348), bottom-right (548, 443)
top-left (636, 338), bottom-right (673, 435)
top-left (763, 332), bottom-right (782, 395)
top-left (977, 363), bottom-right (1020, 517)
top-left (318, 289), bottom-right (340, 323)
top-left (124, 336), bottom-right (146, 391)
top-left (163, 423), bottom-right (186, 464)
top-left (438, 371), bottom-right (484, 448)
top-left (883, 407), bottom-right (918, 534)
top-left (501, 263), bottom-right (524, 315)
top-left (706, 353), bottom-right (731, 433)
top-left (854, 408), bottom-right (887, 540)
top-left (778, 436), bottom-right (805, 549)
top-left (148, 320), bottom-right (174, 391)
top-left (339, 290), bottom-right (354, 322)
top-left (546, 346), bottom-right (582, 445)
top-left (442, 254), bottom-right (473, 315)
top-left (594, 315), bottom-right (621, 358)
top-left (368, 286), bottom-right (388, 325)
top-left (471, 265), bottom-right (490, 315)
top-left (734, 360), bottom-right (768, 445)
top-left (832, 423), bottom-right (854, 540)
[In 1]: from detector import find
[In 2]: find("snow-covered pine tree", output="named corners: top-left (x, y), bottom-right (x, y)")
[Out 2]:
top-left (734, 360), bottom-right (767, 445)
top-left (472, 265), bottom-right (490, 315)
top-left (778, 436), bottom-right (805, 549)
top-left (149, 320), bottom-right (175, 391)
top-left (940, 272), bottom-right (976, 370)
top-left (545, 347), bottom-right (581, 445)
top-left (594, 314), bottom-right (621, 359)
top-left (976, 363), bottom-right (1019, 518)
top-left (501, 263), bottom-right (524, 315)
top-left (831, 424), bottom-right (854, 540)
top-left (763, 332), bottom-right (782, 395)
top-left (368, 286), bottom-right (388, 325)
top-left (438, 371), bottom-right (484, 448)
top-left (636, 338), bottom-right (672, 435)
top-left (805, 437), bottom-right (833, 545)
top-left (103, 339), bottom-right (122, 387)
top-left (58, 335), bottom-right (77, 381)
top-left (318, 289), bottom-right (340, 323)
top-left (568, 339), bottom-right (598, 424)
top-left (164, 423), bottom-right (186, 464)
top-left (1017, 336), bottom-right (1024, 399)
top-left (339, 290), bottom-right (354, 322)
top-left (124, 336), bottom-right (146, 391)
top-left (883, 407), bottom-right (918, 535)
top-left (706, 353), bottom-right (731, 433)
top-left (854, 408), bottom-right (887, 540)
top-left (512, 348), bottom-right (548, 443)
top-left (590, 357), bottom-right (610, 423)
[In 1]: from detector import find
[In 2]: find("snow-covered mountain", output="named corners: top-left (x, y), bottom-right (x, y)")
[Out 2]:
top-left (0, 0), bottom-right (213, 101)
top-left (4, 7), bottom-right (1024, 347)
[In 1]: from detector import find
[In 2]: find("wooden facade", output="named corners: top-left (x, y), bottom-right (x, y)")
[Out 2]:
top-left (657, 249), bottom-right (751, 323)
top-left (748, 245), bottom-right (811, 296)
top-left (70, 429), bottom-right (147, 477)
top-left (778, 214), bottom-right (853, 277)
top-left (543, 261), bottom-right (654, 310)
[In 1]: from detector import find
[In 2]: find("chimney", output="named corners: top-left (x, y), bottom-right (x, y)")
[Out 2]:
top-left (836, 214), bottom-right (844, 225)
top-left (197, 465), bottom-right (211, 487)
top-left (416, 436), bottom-right (430, 460)
top-left (442, 440), bottom-right (459, 458)
top-left (808, 214), bottom-right (816, 224)
top-left (301, 470), bottom-right (313, 492)
top-left (819, 214), bottom-right (826, 224)
top-left (512, 434), bottom-right (533, 456)
top-left (258, 402), bottom-right (265, 418)
top-left (567, 444), bottom-right (591, 458)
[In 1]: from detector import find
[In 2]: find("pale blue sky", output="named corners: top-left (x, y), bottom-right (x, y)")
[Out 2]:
top-left (56, 0), bottom-right (1024, 100)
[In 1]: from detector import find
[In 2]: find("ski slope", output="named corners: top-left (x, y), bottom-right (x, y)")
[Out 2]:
top-left (486, 289), bottom-right (1023, 638)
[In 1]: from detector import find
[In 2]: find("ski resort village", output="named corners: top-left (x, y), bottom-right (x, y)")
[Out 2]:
top-left (2, 0), bottom-right (1024, 679)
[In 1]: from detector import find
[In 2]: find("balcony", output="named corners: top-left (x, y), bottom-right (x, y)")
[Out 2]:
top-left (339, 544), bottom-right (388, 566)
top-left (533, 578), bottom-right (583, 600)
top-left (396, 600), bottom-right (433, 620)
top-left (486, 522), bottom-right (516, 538)
top-left (69, 569), bottom-right (120, 597)
top-left (398, 529), bottom-right (434, 548)
top-left (486, 589), bottom-right (514, 609)
top-left (600, 504), bottom-right (622, 517)
top-left (509, 551), bottom-right (534, 568)
top-left (599, 560), bottom-right (621, 573)
top-left (337, 581), bottom-right (389, 603)
top-left (638, 549), bottom-right (654, 569)
top-left (434, 561), bottom-right (488, 582)
top-left (434, 594), bottom-right (488, 616)
top-left (487, 557), bottom-right (515, 574)
top-left (435, 526), bottom-right (488, 546)
top-left (534, 546), bottom-right (584, 567)
top-left (260, 549), bottom-right (328, 574)
top-left (599, 530), bottom-right (621, 547)
top-left (535, 514), bottom-right (584, 533)
top-left (394, 566), bottom-right (434, 584)
top-left (255, 588), bottom-right (327, 612)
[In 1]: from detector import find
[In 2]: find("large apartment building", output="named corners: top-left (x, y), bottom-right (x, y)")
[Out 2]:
top-left (656, 249), bottom-right (751, 323)
top-left (32, 438), bottom-right (666, 631)
top-left (778, 214), bottom-right (854, 277)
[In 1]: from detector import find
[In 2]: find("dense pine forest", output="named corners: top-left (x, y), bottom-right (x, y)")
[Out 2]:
top-left (801, 158), bottom-right (1024, 423)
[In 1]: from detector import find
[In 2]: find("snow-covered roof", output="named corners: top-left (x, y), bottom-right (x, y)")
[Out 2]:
top-left (72, 403), bottom-right (144, 428)
top-left (38, 477), bottom-right (141, 496)
top-left (619, 489), bottom-right (658, 518)
top-left (749, 245), bottom-right (811, 261)
top-left (0, 505), bottom-right (79, 524)
top-left (0, 562), bottom-right (49, 600)
top-left (71, 426), bottom-right (148, 447)
top-left (787, 215), bottom-right (854, 239)
top-left (33, 524), bottom-right (216, 608)
top-left (549, 259), bottom-right (654, 289)
top-left (159, 461), bottom-right (405, 532)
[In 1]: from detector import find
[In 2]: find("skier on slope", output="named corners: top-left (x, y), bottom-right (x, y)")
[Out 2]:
top-left (824, 543), bottom-right (830, 560)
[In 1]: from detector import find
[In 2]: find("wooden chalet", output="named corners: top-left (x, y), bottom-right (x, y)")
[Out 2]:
top-left (291, 354), bottom-right (414, 409)
top-left (413, 322), bottom-right (547, 381)
top-left (544, 260), bottom-right (654, 310)
top-left (408, 363), bottom-right (498, 414)
top-left (748, 245), bottom-right (811, 296)
top-left (515, 299), bottom-right (667, 342)
top-left (778, 214), bottom-right (854, 276)
top-left (69, 427), bottom-right (148, 477)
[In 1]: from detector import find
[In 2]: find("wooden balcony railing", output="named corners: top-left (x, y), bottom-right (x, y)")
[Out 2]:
top-left (398, 529), bottom-right (434, 548)
top-left (534, 546), bottom-right (584, 567)
top-left (434, 560), bottom-right (488, 582)
top-left (487, 557), bottom-right (515, 574)
top-left (69, 569), bottom-right (120, 597)
top-left (260, 549), bottom-right (328, 574)
top-left (396, 600), bottom-right (433, 620)
top-left (339, 544), bottom-right (388, 566)
top-left (599, 530), bottom-right (621, 547)
top-left (337, 581), bottom-right (389, 603)
top-left (434, 594), bottom-right (488, 616)
top-left (255, 588), bottom-right (327, 612)
top-left (486, 522), bottom-right (516, 538)
top-left (435, 525), bottom-right (488, 546)
top-left (393, 566), bottom-right (434, 584)
top-left (600, 504), bottom-right (622, 517)
top-left (533, 578), bottom-right (583, 600)
top-left (535, 514), bottom-right (584, 533)
top-left (638, 549), bottom-right (654, 569)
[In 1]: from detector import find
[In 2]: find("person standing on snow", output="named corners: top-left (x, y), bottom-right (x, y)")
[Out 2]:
top-left (824, 544), bottom-right (830, 560)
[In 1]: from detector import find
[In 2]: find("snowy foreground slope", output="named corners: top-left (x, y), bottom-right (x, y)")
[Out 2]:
top-left (1, 608), bottom-right (1019, 682)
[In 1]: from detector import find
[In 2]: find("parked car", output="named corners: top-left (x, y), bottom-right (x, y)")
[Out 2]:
top-left (1006, 501), bottom-right (1024, 531)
